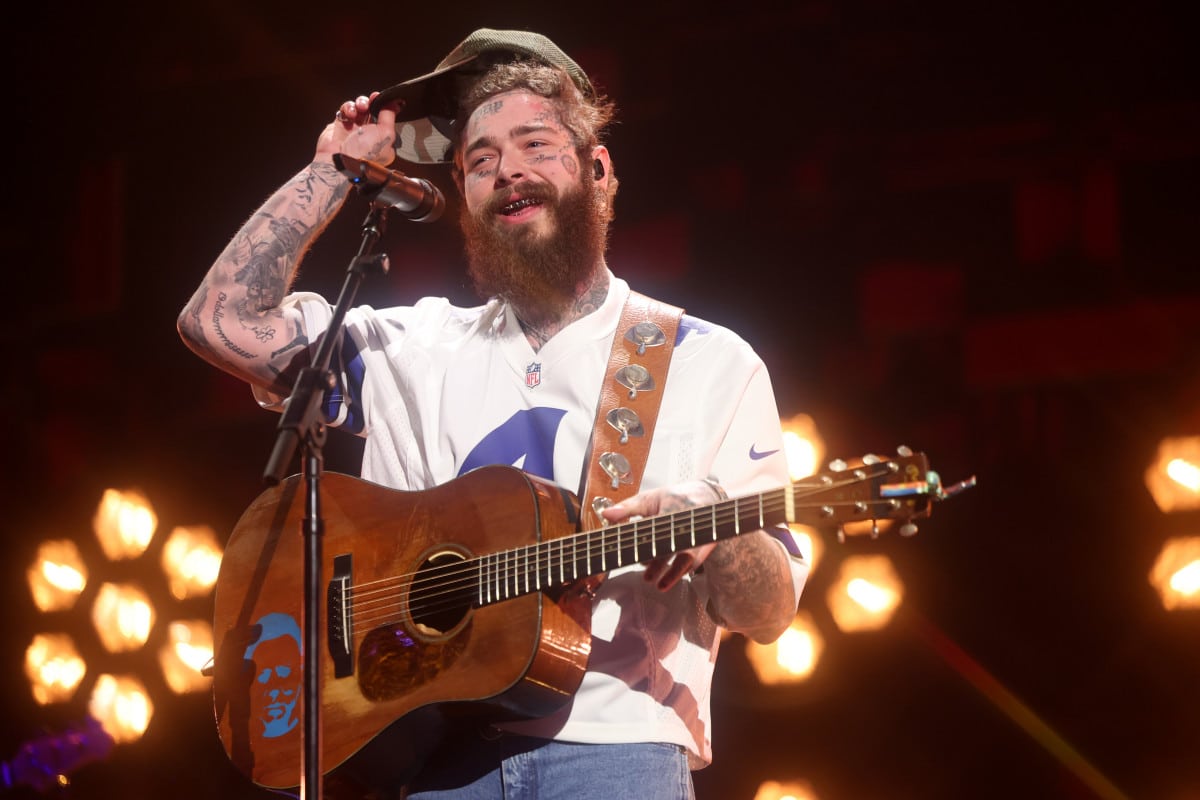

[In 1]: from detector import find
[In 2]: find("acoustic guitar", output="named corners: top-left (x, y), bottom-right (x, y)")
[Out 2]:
top-left (212, 450), bottom-right (968, 789)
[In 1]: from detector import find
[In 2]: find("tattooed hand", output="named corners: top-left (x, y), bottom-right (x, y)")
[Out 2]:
top-left (600, 480), bottom-right (725, 591)
top-left (315, 91), bottom-right (400, 166)
top-left (602, 479), bottom-right (798, 644)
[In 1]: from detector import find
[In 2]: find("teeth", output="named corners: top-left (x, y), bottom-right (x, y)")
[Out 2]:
top-left (502, 198), bottom-right (540, 215)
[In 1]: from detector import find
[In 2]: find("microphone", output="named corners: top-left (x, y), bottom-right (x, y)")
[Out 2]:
top-left (331, 153), bottom-right (445, 223)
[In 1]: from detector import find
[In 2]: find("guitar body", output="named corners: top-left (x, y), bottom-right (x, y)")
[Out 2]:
top-left (212, 466), bottom-right (593, 790)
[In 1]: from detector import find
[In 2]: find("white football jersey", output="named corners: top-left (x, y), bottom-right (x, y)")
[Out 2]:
top-left (255, 273), bottom-right (808, 766)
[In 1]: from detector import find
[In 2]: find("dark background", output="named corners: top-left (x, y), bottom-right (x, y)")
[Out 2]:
top-left (3, 1), bottom-right (1198, 798)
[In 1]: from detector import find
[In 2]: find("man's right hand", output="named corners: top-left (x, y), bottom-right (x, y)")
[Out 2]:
top-left (315, 92), bottom-right (400, 166)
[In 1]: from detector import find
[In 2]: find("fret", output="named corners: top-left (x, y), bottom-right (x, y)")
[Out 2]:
top-left (757, 493), bottom-right (764, 529)
top-left (690, 507), bottom-right (697, 548)
top-left (616, 523), bottom-right (623, 568)
top-left (481, 553), bottom-right (490, 605)
top-left (731, 498), bottom-right (739, 536)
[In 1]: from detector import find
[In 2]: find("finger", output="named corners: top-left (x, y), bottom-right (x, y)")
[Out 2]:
top-left (376, 103), bottom-right (397, 130)
top-left (649, 552), bottom-right (695, 591)
top-left (643, 556), bottom-right (669, 586)
top-left (602, 493), bottom-right (661, 525)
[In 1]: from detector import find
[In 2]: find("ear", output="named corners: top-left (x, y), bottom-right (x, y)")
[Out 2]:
top-left (591, 145), bottom-right (612, 191)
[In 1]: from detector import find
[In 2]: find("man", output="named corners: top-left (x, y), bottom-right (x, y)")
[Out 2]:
top-left (179, 28), bottom-right (807, 799)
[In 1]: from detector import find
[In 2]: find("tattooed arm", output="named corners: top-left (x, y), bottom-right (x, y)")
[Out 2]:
top-left (603, 481), bottom-right (799, 644)
top-left (696, 528), bottom-right (797, 644)
top-left (177, 94), bottom-right (398, 392)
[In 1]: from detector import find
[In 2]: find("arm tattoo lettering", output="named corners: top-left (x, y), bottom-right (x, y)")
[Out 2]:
top-left (212, 291), bottom-right (257, 360)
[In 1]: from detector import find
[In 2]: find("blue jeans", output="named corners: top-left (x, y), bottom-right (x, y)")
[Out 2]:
top-left (403, 733), bottom-right (695, 800)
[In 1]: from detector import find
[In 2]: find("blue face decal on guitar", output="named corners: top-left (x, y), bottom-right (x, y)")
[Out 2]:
top-left (244, 612), bottom-right (303, 739)
top-left (458, 407), bottom-right (568, 480)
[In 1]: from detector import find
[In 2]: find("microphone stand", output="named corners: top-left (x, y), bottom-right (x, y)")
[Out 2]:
top-left (262, 196), bottom-right (391, 800)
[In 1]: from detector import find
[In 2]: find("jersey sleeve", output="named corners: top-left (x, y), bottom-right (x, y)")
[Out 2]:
top-left (249, 292), bottom-right (370, 435)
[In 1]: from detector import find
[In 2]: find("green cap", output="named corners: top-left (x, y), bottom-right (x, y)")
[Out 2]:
top-left (368, 28), bottom-right (594, 164)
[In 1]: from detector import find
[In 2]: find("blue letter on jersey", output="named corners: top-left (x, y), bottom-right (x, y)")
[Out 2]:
top-left (458, 407), bottom-right (567, 481)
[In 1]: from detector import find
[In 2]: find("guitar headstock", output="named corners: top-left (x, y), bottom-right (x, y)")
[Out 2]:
top-left (790, 446), bottom-right (976, 539)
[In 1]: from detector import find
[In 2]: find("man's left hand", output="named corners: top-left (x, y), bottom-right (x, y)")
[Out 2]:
top-left (600, 480), bottom-right (724, 591)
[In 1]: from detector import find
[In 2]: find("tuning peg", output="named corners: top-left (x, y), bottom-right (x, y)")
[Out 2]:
top-left (829, 458), bottom-right (848, 472)
top-left (897, 444), bottom-right (912, 457)
top-left (863, 454), bottom-right (881, 465)
top-left (899, 523), bottom-right (919, 537)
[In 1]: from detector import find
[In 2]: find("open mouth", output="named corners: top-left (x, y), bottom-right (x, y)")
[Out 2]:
top-left (500, 197), bottom-right (544, 216)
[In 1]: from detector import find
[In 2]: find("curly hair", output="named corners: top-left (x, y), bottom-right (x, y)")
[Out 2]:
top-left (451, 60), bottom-right (619, 214)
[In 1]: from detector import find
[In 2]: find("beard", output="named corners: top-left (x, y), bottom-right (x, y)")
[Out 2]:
top-left (460, 170), bottom-right (608, 322)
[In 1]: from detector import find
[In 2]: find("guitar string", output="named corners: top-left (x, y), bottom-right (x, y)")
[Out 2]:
top-left (345, 467), bottom-right (894, 606)
top-left (341, 469), bottom-right (900, 628)
top-left (345, 487), bottom-right (805, 609)
top-left (347, 495), bottom-right (786, 614)
top-left (346, 496), bottom-right (798, 631)
top-left (346, 492), bottom-right (899, 631)
top-left (345, 497), bottom-right (881, 634)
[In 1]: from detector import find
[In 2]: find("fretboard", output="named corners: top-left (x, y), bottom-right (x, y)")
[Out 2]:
top-left (473, 487), bottom-right (793, 606)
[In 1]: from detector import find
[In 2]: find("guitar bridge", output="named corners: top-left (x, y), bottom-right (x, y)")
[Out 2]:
top-left (327, 553), bottom-right (353, 678)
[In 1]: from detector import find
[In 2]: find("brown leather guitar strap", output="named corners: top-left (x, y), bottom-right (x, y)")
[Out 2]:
top-left (579, 291), bottom-right (684, 530)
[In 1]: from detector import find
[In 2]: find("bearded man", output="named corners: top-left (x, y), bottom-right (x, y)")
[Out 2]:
top-left (179, 28), bottom-right (807, 800)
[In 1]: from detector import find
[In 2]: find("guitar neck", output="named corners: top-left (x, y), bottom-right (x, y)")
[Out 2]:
top-left (473, 487), bottom-right (793, 607)
top-left (456, 455), bottom-right (937, 609)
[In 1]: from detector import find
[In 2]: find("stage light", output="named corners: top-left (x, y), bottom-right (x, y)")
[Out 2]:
top-left (158, 620), bottom-right (214, 694)
top-left (746, 612), bottom-right (824, 684)
top-left (27, 539), bottom-right (88, 612)
top-left (91, 583), bottom-right (156, 653)
top-left (25, 633), bottom-right (87, 705)
top-left (1149, 536), bottom-right (1200, 610)
top-left (754, 779), bottom-right (819, 800)
top-left (781, 413), bottom-right (825, 480)
top-left (827, 555), bottom-right (904, 632)
top-left (787, 525), bottom-right (824, 574)
top-left (161, 525), bottom-right (223, 600)
top-left (1145, 436), bottom-right (1200, 512)
top-left (93, 488), bottom-right (158, 560)
top-left (88, 674), bottom-right (153, 744)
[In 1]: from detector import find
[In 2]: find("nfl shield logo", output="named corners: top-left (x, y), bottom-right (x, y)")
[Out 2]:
top-left (525, 362), bottom-right (542, 389)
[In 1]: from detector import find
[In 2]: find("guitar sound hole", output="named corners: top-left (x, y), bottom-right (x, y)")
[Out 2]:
top-left (409, 550), bottom-right (470, 637)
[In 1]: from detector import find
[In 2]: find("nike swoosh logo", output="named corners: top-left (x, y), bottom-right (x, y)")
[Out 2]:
top-left (749, 445), bottom-right (780, 460)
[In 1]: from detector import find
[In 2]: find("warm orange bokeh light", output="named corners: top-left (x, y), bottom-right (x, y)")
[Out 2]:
top-left (93, 488), bottom-right (158, 560)
top-left (158, 620), bottom-right (214, 694)
top-left (161, 525), bottom-right (223, 600)
top-left (27, 539), bottom-right (89, 612)
top-left (91, 583), bottom-right (156, 653)
top-left (25, 633), bottom-right (87, 705)
top-left (746, 612), bottom-right (824, 684)
top-left (755, 779), bottom-right (819, 800)
top-left (787, 524), bottom-right (824, 574)
top-left (781, 414), bottom-right (825, 481)
top-left (89, 674), bottom-right (153, 744)
top-left (827, 554), bottom-right (904, 632)
top-left (1145, 437), bottom-right (1200, 512)
top-left (1149, 536), bottom-right (1200, 610)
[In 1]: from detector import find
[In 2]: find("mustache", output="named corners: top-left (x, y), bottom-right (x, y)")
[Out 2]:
top-left (480, 180), bottom-right (560, 216)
